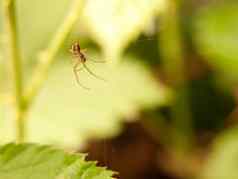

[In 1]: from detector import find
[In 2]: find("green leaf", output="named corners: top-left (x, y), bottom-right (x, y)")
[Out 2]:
top-left (16, 0), bottom-right (73, 61)
top-left (0, 143), bottom-right (114, 179)
top-left (82, 0), bottom-right (166, 60)
top-left (200, 127), bottom-right (238, 179)
top-left (0, 53), bottom-right (170, 146)
top-left (193, 2), bottom-right (238, 84)
top-left (27, 54), bottom-right (170, 146)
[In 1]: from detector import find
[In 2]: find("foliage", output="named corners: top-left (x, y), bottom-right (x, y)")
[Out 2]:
top-left (2, 0), bottom-right (238, 178)
top-left (1, 54), bottom-right (170, 146)
top-left (0, 143), bottom-right (115, 179)
top-left (0, 0), bottom-right (167, 178)
top-left (0, 0), bottom-right (168, 145)
top-left (193, 2), bottom-right (238, 84)
top-left (201, 127), bottom-right (238, 179)
top-left (82, 0), bottom-right (165, 60)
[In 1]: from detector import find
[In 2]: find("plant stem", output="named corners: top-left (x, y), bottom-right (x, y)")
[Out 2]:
top-left (24, 0), bottom-right (84, 108)
top-left (159, 0), bottom-right (193, 152)
top-left (3, 0), bottom-right (25, 143)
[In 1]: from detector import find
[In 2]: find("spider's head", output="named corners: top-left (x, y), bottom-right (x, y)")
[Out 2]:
top-left (70, 42), bottom-right (81, 55)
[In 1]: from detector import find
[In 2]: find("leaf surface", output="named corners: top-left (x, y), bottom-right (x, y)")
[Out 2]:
top-left (0, 143), bottom-right (114, 179)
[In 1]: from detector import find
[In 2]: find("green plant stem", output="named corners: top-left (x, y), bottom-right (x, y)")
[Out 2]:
top-left (24, 0), bottom-right (84, 108)
top-left (3, 0), bottom-right (25, 143)
top-left (159, 0), bottom-right (193, 152)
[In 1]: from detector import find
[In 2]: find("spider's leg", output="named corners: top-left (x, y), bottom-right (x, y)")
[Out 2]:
top-left (81, 49), bottom-right (87, 53)
top-left (73, 62), bottom-right (90, 90)
top-left (88, 58), bottom-right (106, 63)
top-left (82, 62), bottom-right (106, 81)
top-left (75, 66), bottom-right (83, 72)
top-left (81, 49), bottom-right (105, 63)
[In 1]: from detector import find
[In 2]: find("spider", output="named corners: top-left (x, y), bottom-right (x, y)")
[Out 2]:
top-left (70, 42), bottom-right (105, 89)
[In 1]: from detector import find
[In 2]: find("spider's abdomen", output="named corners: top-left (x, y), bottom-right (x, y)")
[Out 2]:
top-left (79, 53), bottom-right (86, 62)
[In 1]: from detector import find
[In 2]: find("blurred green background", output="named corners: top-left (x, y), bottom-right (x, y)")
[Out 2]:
top-left (1, 0), bottom-right (238, 179)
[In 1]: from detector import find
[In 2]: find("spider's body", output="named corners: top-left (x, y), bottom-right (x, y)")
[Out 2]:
top-left (70, 42), bottom-right (86, 63)
top-left (70, 42), bottom-right (105, 89)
